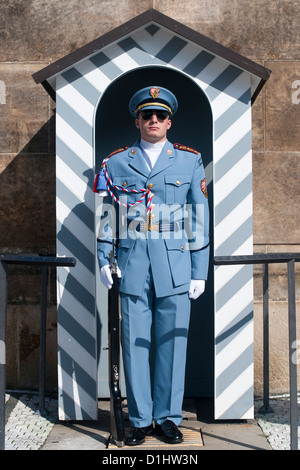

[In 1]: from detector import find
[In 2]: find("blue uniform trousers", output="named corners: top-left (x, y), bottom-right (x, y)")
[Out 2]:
top-left (120, 265), bottom-right (191, 428)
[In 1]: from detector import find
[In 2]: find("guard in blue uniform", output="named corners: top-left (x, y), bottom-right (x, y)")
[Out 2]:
top-left (94, 86), bottom-right (209, 445)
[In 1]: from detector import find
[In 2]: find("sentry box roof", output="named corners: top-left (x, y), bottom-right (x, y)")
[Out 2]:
top-left (33, 9), bottom-right (270, 103)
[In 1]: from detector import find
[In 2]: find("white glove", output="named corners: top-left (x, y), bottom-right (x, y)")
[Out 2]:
top-left (100, 264), bottom-right (122, 289)
top-left (189, 279), bottom-right (205, 300)
top-left (98, 190), bottom-right (109, 197)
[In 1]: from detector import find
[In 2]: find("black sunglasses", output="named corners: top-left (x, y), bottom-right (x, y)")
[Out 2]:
top-left (140, 110), bottom-right (170, 121)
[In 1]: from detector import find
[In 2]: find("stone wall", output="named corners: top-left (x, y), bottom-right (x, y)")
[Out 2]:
top-left (0, 0), bottom-right (299, 394)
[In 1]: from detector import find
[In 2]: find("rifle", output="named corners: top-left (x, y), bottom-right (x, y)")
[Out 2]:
top-left (108, 242), bottom-right (125, 447)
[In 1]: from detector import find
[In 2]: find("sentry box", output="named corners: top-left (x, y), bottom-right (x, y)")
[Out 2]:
top-left (33, 9), bottom-right (270, 421)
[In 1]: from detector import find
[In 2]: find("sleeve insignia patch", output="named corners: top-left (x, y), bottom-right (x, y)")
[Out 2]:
top-left (173, 143), bottom-right (199, 155)
top-left (201, 179), bottom-right (208, 198)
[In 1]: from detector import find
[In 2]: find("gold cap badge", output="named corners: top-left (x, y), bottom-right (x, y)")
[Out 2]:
top-left (150, 87), bottom-right (160, 99)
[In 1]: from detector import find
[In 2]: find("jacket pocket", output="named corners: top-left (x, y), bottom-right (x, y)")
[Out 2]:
top-left (113, 176), bottom-right (141, 204)
top-left (164, 238), bottom-right (191, 286)
top-left (165, 174), bottom-right (191, 204)
top-left (117, 236), bottom-right (136, 275)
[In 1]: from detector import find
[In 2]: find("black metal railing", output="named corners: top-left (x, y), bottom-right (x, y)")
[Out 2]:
top-left (214, 253), bottom-right (299, 451)
top-left (1, 253), bottom-right (297, 449)
top-left (0, 255), bottom-right (76, 451)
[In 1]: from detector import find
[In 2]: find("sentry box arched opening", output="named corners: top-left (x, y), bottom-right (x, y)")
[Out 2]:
top-left (32, 9), bottom-right (271, 421)
top-left (94, 66), bottom-right (214, 402)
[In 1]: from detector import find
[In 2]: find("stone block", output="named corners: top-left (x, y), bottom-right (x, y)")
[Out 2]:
top-left (253, 245), bottom-right (300, 302)
top-left (6, 264), bottom-right (57, 303)
top-left (265, 61), bottom-right (300, 151)
top-left (0, 0), bottom-right (152, 62)
top-left (251, 90), bottom-right (265, 151)
top-left (0, 63), bottom-right (50, 154)
top-left (252, 152), bottom-right (300, 244)
top-left (157, 0), bottom-right (300, 60)
top-left (254, 269), bottom-right (300, 303)
top-left (1, 1), bottom-right (299, 63)
top-left (6, 304), bottom-right (58, 392)
top-left (254, 301), bottom-right (300, 396)
top-left (0, 153), bottom-right (56, 249)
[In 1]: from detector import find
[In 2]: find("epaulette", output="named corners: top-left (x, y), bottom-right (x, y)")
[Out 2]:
top-left (100, 146), bottom-right (129, 168)
top-left (94, 146), bottom-right (129, 193)
top-left (173, 143), bottom-right (199, 155)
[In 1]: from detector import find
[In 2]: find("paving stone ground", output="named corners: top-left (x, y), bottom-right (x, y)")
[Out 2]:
top-left (254, 393), bottom-right (300, 451)
top-left (5, 393), bottom-right (57, 450)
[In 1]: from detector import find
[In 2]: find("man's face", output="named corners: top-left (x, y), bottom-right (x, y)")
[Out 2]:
top-left (135, 110), bottom-right (172, 143)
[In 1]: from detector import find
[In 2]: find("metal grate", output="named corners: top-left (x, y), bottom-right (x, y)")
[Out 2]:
top-left (108, 425), bottom-right (204, 448)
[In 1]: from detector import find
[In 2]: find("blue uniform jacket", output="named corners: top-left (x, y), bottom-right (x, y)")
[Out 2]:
top-left (95, 140), bottom-right (209, 298)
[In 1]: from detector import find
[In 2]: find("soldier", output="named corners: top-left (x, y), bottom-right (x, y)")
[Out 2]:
top-left (94, 86), bottom-right (209, 446)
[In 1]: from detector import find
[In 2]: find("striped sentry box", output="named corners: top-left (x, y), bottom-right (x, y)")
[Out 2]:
top-left (33, 13), bottom-right (270, 421)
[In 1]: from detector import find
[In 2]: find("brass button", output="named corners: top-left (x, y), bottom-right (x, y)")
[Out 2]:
top-left (148, 183), bottom-right (153, 189)
top-left (176, 180), bottom-right (181, 185)
top-left (181, 245), bottom-right (184, 250)
top-left (122, 181), bottom-right (127, 187)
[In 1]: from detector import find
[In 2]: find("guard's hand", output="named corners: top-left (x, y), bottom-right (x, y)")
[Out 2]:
top-left (100, 264), bottom-right (121, 289)
top-left (189, 279), bottom-right (205, 300)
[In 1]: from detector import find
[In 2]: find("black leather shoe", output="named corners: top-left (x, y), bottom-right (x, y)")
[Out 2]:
top-left (125, 425), bottom-right (153, 446)
top-left (154, 420), bottom-right (183, 444)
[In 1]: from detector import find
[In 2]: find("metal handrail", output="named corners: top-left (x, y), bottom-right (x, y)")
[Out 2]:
top-left (0, 255), bottom-right (76, 451)
top-left (214, 253), bottom-right (299, 450)
top-left (1, 253), bottom-right (297, 449)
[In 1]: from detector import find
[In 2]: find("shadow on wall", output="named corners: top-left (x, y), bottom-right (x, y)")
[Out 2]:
top-left (0, 113), bottom-right (56, 253)
top-left (1, 113), bottom-right (58, 391)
